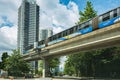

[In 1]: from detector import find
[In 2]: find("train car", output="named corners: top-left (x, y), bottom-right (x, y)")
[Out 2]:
top-left (38, 40), bottom-right (45, 48)
top-left (47, 19), bottom-right (93, 46)
top-left (98, 7), bottom-right (120, 28)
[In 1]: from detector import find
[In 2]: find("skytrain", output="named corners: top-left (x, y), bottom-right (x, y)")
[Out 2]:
top-left (24, 7), bottom-right (120, 53)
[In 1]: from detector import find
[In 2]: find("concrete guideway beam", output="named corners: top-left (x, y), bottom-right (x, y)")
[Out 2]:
top-left (41, 23), bottom-right (120, 57)
top-left (23, 23), bottom-right (120, 60)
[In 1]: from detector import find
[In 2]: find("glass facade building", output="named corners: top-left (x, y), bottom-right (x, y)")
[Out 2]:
top-left (18, 0), bottom-right (39, 54)
top-left (39, 28), bottom-right (53, 41)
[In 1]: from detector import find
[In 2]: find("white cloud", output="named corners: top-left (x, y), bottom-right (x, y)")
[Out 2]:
top-left (53, 27), bottom-right (63, 34)
top-left (0, 0), bottom-right (21, 25)
top-left (0, 25), bottom-right (17, 51)
top-left (0, 24), bottom-right (17, 60)
top-left (37, 0), bottom-right (79, 34)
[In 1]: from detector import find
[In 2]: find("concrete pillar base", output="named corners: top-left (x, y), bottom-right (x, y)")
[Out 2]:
top-left (43, 58), bottom-right (50, 78)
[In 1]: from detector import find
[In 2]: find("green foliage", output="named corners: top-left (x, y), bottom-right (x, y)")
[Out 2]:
top-left (47, 58), bottom-right (60, 76)
top-left (48, 58), bottom-right (60, 68)
top-left (64, 58), bottom-right (75, 76)
top-left (77, 1), bottom-right (97, 24)
top-left (0, 62), bottom-right (3, 69)
top-left (2, 52), bottom-right (9, 61)
top-left (37, 70), bottom-right (42, 76)
top-left (64, 51), bottom-right (95, 77)
top-left (0, 52), bottom-right (9, 70)
top-left (64, 47), bottom-right (120, 78)
top-left (5, 50), bottom-right (30, 77)
top-left (38, 60), bottom-right (43, 76)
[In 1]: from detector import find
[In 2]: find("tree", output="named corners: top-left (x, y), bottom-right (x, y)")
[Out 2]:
top-left (2, 52), bottom-right (9, 61)
top-left (0, 52), bottom-right (9, 70)
top-left (5, 50), bottom-right (30, 77)
top-left (77, 1), bottom-right (97, 24)
top-left (47, 58), bottom-right (60, 76)
top-left (38, 60), bottom-right (43, 76)
top-left (0, 62), bottom-right (2, 69)
top-left (64, 59), bottom-right (75, 76)
top-left (93, 47), bottom-right (120, 78)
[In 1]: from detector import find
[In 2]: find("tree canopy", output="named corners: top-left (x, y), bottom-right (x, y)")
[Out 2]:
top-left (5, 50), bottom-right (30, 77)
top-left (0, 52), bottom-right (9, 70)
top-left (77, 1), bottom-right (97, 24)
top-left (47, 58), bottom-right (60, 76)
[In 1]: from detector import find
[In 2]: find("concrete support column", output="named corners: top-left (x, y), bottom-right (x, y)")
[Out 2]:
top-left (43, 58), bottom-right (49, 78)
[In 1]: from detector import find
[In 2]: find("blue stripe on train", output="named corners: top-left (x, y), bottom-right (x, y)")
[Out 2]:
top-left (59, 37), bottom-right (67, 40)
top-left (80, 26), bottom-right (93, 34)
top-left (98, 16), bottom-right (120, 28)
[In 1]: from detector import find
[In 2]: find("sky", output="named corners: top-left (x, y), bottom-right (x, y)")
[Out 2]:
top-left (0, 0), bottom-right (120, 61)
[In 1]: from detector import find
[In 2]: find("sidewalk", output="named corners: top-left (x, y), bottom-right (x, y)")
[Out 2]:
top-left (0, 78), bottom-right (52, 80)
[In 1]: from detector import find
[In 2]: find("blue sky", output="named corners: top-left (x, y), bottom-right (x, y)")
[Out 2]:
top-left (0, 0), bottom-right (120, 61)
top-left (0, 16), bottom-right (13, 28)
top-left (60, 0), bottom-right (120, 14)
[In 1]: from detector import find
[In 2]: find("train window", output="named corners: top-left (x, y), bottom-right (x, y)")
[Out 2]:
top-left (103, 16), bottom-right (110, 21)
top-left (51, 37), bottom-right (53, 41)
top-left (74, 26), bottom-right (78, 32)
top-left (61, 32), bottom-right (63, 37)
top-left (65, 31), bottom-right (68, 36)
top-left (114, 13), bottom-right (117, 17)
top-left (49, 37), bottom-right (52, 41)
top-left (53, 35), bottom-right (57, 40)
top-left (84, 25), bottom-right (89, 28)
top-left (113, 9), bottom-right (117, 17)
top-left (58, 33), bottom-right (62, 38)
top-left (53, 36), bottom-right (55, 40)
top-left (69, 28), bottom-right (74, 34)
top-left (78, 24), bottom-right (82, 29)
top-left (80, 24), bottom-right (85, 29)
top-left (67, 30), bottom-right (70, 35)
top-left (102, 13), bottom-right (110, 21)
top-left (63, 31), bottom-right (66, 36)
top-left (64, 31), bottom-right (67, 36)
top-left (66, 30), bottom-right (69, 35)
top-left (117, 8), bottom-right (120, 16)
top-left (82, 21), bottom-right (89, 28)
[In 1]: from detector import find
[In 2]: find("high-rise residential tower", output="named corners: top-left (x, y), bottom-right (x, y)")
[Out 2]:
top-left (18, 0), bottom-right (39, 54)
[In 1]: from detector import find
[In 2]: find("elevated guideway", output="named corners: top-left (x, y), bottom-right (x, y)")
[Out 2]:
top-left (22, 23), bottom-right (120, 61)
